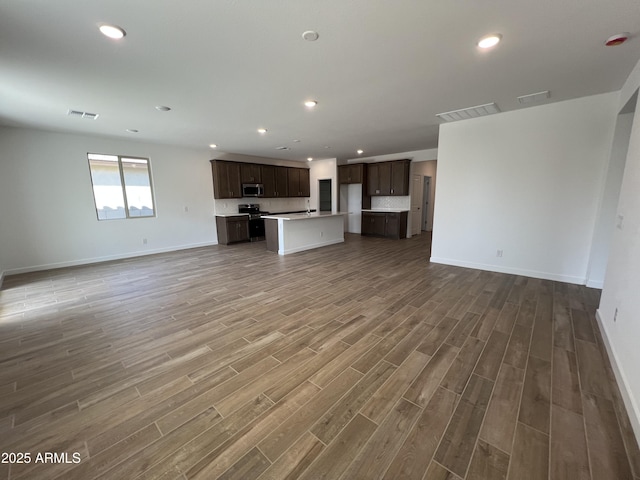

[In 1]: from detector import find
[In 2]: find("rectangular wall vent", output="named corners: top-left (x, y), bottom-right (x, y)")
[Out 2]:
top-left (436, 102), bottom-right (500, 122)
top-left (517, 90), bottom-right (550, 105)
top-left (67, 109), bottom-right (99, 120)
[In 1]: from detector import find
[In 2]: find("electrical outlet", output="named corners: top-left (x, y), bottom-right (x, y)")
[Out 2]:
top-left (614, 307), bottom-right (618, 322)
top-left (184, 205), bottom-right (189, 213)
top-left (320, 231), bottom-right (324, 237)
top-left (142, 238), bottom-right (148, 245)
top-left (496, 249), bottom-right (503, 257)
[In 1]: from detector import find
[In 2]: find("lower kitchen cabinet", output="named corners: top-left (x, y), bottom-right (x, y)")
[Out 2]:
top-left (361, 211), bottom-right (408, 239)
top-left (216, 216), bottom-right (250, 245)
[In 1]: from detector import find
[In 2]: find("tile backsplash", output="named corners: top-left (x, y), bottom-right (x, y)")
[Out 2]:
top-left (371, 196), bottom-right (411, 210)
top-left (215, 198), bottom-right (307, 215)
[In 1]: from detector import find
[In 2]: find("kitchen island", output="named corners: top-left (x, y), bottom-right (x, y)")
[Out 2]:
top-left (263, 212), bottom-right (347, 255)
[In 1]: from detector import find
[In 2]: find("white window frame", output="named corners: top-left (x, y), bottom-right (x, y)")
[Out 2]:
top-left (87, 153), bottom-right (157, 221)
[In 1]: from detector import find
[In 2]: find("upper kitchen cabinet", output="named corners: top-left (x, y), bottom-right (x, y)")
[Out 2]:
top-left (366, 159), bottom-right (410, 196)
top-left (390, 159), bottom-right (410, 195)
top-left (287, 167), bottom-right (310, 197)
top-left (211, 160), bottom-right (242, 199)
top-left (367, 162), bottom-right (391, 195)
top-left (262, 165), bottom-right (289, 197)
top-left (338, 164), bottom-right (364, 184)
top-left (240, 163), bottom-right (262, 184)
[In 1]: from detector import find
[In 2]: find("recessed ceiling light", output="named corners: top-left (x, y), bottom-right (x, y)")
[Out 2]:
top-left (209, 144), bottom-right (218, 148)
top-left (304, 100), bottom-right (317, 108)
top-left (302, 30), bottom-right (319, 42)
top-left (99, 24), bottom-right (126, 39)
top-left (155, 105), bottom-right (171, 112)
top-left (126, 129), bottom-right (139, 133)
top-left (257, 128), bottom-right (267, 134)
top-left (307, 157), bottom-right (313, 162)
top-left (292, 139), bottom-right (301, 143)
top-left (478, 34), bottom-right (502, 49)
top-left (357, 149), bottom-right (364, 155)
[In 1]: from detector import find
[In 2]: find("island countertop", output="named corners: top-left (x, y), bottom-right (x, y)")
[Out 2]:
top-left (361, 208), bottom-right (410, 213)
top-left (262, 212), bottom-right (347, 221)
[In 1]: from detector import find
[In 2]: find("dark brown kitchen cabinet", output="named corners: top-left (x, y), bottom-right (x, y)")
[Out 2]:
top-left (212, 160), bottom-right (308, 198)
top-left (390, 159), bottom-right (410, 195)
top-left (338, 164), bottom-right (364, 184)
top-left (262, 165), bottom-right (289, 197)
top-left (367, 162), bottom-right (391, 195)
top-left (361, 211), bottom-right (408, 239)
top-left (216, 216), bottom-right (249, 244)
top-left (366, 159), bottom-right (410, 196)
top-left (299, 168), bottom-right (310, 196)
top-left (211, 160), bottom-right (241, 199)
top-left (287, 167), bottom-right (310, 197)
top-left (361, 212), bottom-right (386, 236)
top-left (240, 163), bottom-right (262, 184)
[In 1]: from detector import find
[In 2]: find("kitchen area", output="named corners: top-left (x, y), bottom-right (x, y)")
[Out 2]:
top-left (212, 156), bottom-right (416, 254)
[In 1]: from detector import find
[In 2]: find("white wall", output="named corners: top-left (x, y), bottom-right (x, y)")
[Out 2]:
top-left (310, 158), bottom-right (338, 213)
top-left (598, 57), bottom-right (640, 440)
top-left (431, 92), bottom-right (618, 284)
top-left (0, 127), bottom-right (216, 274)
top-left (344, 148), bottom-right (437, 164)
top-left (586, 112), bottom-right (634, 288)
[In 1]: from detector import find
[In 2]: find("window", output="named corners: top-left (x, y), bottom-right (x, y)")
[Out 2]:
top-left (88, 153), bottom-right (155, 220)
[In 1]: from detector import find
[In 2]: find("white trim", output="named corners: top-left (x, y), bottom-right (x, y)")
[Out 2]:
top-left (595, 309), bottom-right (640, 443)
top-left (0, 270), bottom-right (4, 289)
top-left (278, 238), bottom-right (344, 255)
top-left (3, 241), bottom-right (218, 276)
top-left (586, 279), bottom-right (604, 289)
top-left (429, 256), bottom-right (586, 285)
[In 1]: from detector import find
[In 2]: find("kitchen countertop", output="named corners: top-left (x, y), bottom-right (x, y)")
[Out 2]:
top-left (215, 213), bottom-right (249, 217)
top-left (262, 212), bottom-right (347, 221)
top-left (361, 209), bottom-right (410, 213)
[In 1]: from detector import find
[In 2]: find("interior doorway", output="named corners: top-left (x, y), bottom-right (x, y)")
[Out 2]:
top-left (319, 179), bottom-right (332, 212)
top-left (422, 176), bottom-right (431, 231)
top-left (586, 89), bottom-right (637, 287)
top-left (411, 174), bottom-right (423, 236)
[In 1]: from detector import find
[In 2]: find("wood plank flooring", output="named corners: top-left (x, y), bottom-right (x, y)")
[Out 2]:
top-left (1, 233), bottom-right (639, 480)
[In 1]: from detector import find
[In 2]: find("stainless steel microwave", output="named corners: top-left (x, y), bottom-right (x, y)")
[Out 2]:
top-left (242, 184), bottom-right (264, 197)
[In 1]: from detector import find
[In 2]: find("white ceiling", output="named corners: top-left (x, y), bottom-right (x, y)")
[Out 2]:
top-left (1, 0), bottom-right (639, 162)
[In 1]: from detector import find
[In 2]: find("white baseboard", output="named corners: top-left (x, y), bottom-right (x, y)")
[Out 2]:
top-left (429, 256), bottom-right (587, 285)
top-left (279, 238), bottom-right (344, 255)
top-left (586, 279), bottom-right (604, 289)
top-left (596, 309), bottom-right (640, 443)
top-left (3, 241), bottom-right (218, 276)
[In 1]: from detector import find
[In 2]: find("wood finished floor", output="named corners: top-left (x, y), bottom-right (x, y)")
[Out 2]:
top-left (1, 233), bottom-right (639, 480)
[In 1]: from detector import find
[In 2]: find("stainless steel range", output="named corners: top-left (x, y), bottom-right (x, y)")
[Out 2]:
top-left (238, 204), bottom-right (268, 241)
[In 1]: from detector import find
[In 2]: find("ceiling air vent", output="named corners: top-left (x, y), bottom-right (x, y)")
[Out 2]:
top-left (275, 146), bottom-right (290, 150)
top-left (517, 90), bottom-right (550, 105)
top-left (67, 109), bottom-right (99, 120)
top-left (436, 103), bottom-right (500, 122)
